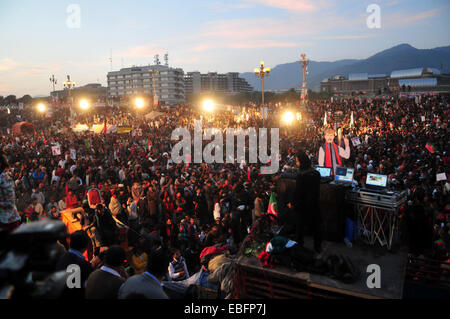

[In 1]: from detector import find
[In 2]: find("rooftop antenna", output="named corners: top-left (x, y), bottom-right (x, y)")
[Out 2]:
top-left (154, 54), bottom-right (160, 65)
top-left (164, 53), bottom-right (169, 66)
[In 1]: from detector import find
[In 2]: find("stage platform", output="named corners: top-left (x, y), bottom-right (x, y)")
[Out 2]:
top-left (234, 237), bottom-right (408, 299)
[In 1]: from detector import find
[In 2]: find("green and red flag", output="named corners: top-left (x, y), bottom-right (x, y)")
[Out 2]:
top-left (267, 192), bottom-right (278, 218)
top-left (40, 130), bottom-right (47, 145)
top-left (425, 142), bottom-right (436, 154)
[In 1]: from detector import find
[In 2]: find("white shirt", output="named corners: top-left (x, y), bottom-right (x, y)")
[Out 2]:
top-left (100, 266), bottom-right (122, 278)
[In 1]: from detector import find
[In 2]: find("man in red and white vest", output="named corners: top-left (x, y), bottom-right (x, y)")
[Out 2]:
top-left (318, 128), bottom-right (350, 175)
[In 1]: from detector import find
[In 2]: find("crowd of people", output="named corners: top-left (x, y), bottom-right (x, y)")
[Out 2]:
top-left (0, 92), bottom-right (448, 298)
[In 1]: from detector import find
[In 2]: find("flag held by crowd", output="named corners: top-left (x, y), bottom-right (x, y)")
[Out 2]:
top-left (267, 192), bottom-right (278, 218)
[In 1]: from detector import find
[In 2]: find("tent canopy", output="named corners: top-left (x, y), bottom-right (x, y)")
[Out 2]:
top-left (12, 121), bottom-right (35, 134)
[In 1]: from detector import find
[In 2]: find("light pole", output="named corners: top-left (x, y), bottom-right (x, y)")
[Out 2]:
top-left (149, 69), bottom-right (159, 107)
top-left (63, 75), bottom-right (76, 118)
top-left (254, 61), bottom-right (270, 108)
top-left (63, 75), bottom-right (76, 98)
top-left (49, 75), bottom-right (57, 92)
top-left (299, 54), bottom-right (310, 110)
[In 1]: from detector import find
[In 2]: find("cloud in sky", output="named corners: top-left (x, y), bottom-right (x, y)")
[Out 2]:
top-left (0, 0), bottom-right (448, 96)
top-left (0, 58), bottom-right (61, 75)
top-left (383, 5), bottom-right (450, 28)
top-left (120, 44), bottom-right (167, 58)
top-left (0, 58), bottom-right (22, 72)
top-left (314, 34), bottom-right (379, 40)
top-left (243, 0), bottom-right (321, 12)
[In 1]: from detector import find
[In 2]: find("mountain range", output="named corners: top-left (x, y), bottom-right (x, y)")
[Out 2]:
top-left (239, 44), bottom-right (450, 92)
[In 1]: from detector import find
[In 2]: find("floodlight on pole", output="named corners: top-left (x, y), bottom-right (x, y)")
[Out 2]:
top-left (37, 103), bottom-right (46, 113)
top-left (203, 99), bottom-right (215, 112)
top-left (135, 97), bottom-right (145, 109)
top-left (254, 60), bottom-right (270, 108)
top-left (79, 99), bottom-right (90, 110)
top-left (282, 111), bottom-right (294, 125)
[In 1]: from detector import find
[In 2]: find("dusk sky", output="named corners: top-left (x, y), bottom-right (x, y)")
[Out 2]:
top-left (0, 0), bottom-right (449, 97)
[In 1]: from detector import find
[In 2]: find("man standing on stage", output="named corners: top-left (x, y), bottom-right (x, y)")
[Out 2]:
top-left (294, 150), bottom-right (322, 253)
top-left (318, 128), bottom-right (350, 174)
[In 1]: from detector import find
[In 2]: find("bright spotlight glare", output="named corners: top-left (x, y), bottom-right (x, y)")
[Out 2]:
top-left (37, 103), bottom-right (46, 113)
top-left (135, 97), bottom-right (144, 109)
top-left (80, 99), bottom-right (89, 110)
top-left (282, 111), bottom-right (294, 125)
top-left (203, 100), bottom-right (215, 112)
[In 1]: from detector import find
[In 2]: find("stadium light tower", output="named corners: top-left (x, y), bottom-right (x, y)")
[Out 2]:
top-left (254, 61), bottom-right (270, 108)
top-left (149, 69), bottom-right (159, 107)
top-left (49, 75), bottom-right (57, 92)
top-left (299, 54), bottom-right (310, 109)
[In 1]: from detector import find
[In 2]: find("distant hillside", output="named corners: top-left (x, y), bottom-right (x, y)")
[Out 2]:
top-left (240, 43), bottom-right (450, 91)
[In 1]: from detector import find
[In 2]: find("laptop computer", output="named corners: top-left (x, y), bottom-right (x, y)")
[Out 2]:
top-left (364, 173), bottom-right (388, 193)
top-left (315, 166), bottom-right (333, 183)
top-left (333, 167), bottom-right (354, 185)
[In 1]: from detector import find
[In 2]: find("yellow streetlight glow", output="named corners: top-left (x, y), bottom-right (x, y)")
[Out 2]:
top-left (260, 61), bottom-right (264, 65)
top-left (135, 97), bottom-right (145, 109)
top-left (254, 68), bottom-right (260, 73)
top-left (80, 99), bottom-right (90, 110)
top-left (37, 103), bottom-right (46, 113)
top-left (282, 111), bottom-right (295, 125)
top-left (202, 99), bottom-right (215, 112)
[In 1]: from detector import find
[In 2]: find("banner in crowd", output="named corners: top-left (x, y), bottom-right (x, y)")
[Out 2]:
top-left (72, 124), bottom-right (90, 132)
top-left (351, 137), bottom-right (361, 147)
top-left (70, 148), bottom-right (76, 160)
top-left (436, 173), bottom-right (447, 182)
top-left (51, 145), bottom-right (61, 156)
top-left (92, 124), bottom-right (118, 134)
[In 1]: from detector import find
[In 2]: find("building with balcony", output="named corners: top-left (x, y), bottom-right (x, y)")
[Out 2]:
top-left (107, 65), bottom-right (185, 106)
top-left (184, 72), bottom-right (252, 94)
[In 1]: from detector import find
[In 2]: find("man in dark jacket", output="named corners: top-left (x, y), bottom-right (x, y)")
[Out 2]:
top-left (85, 245), bottom-right (126, 299)
top-left (294, 149), bottom-right (322, 253)
top-left (56, 230), bottom-right (93, 298)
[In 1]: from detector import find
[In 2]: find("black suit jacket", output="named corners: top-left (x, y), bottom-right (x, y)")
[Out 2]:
top-left (85, 269), bottom-right (125, 299)
top-left (294, 168), bottom-right (321, 215)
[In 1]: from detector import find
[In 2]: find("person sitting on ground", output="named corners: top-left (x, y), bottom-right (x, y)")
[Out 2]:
top-left (168, 249), bottom-right (190, 282)
top-left (130, 240), bottom-right (149, 275)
